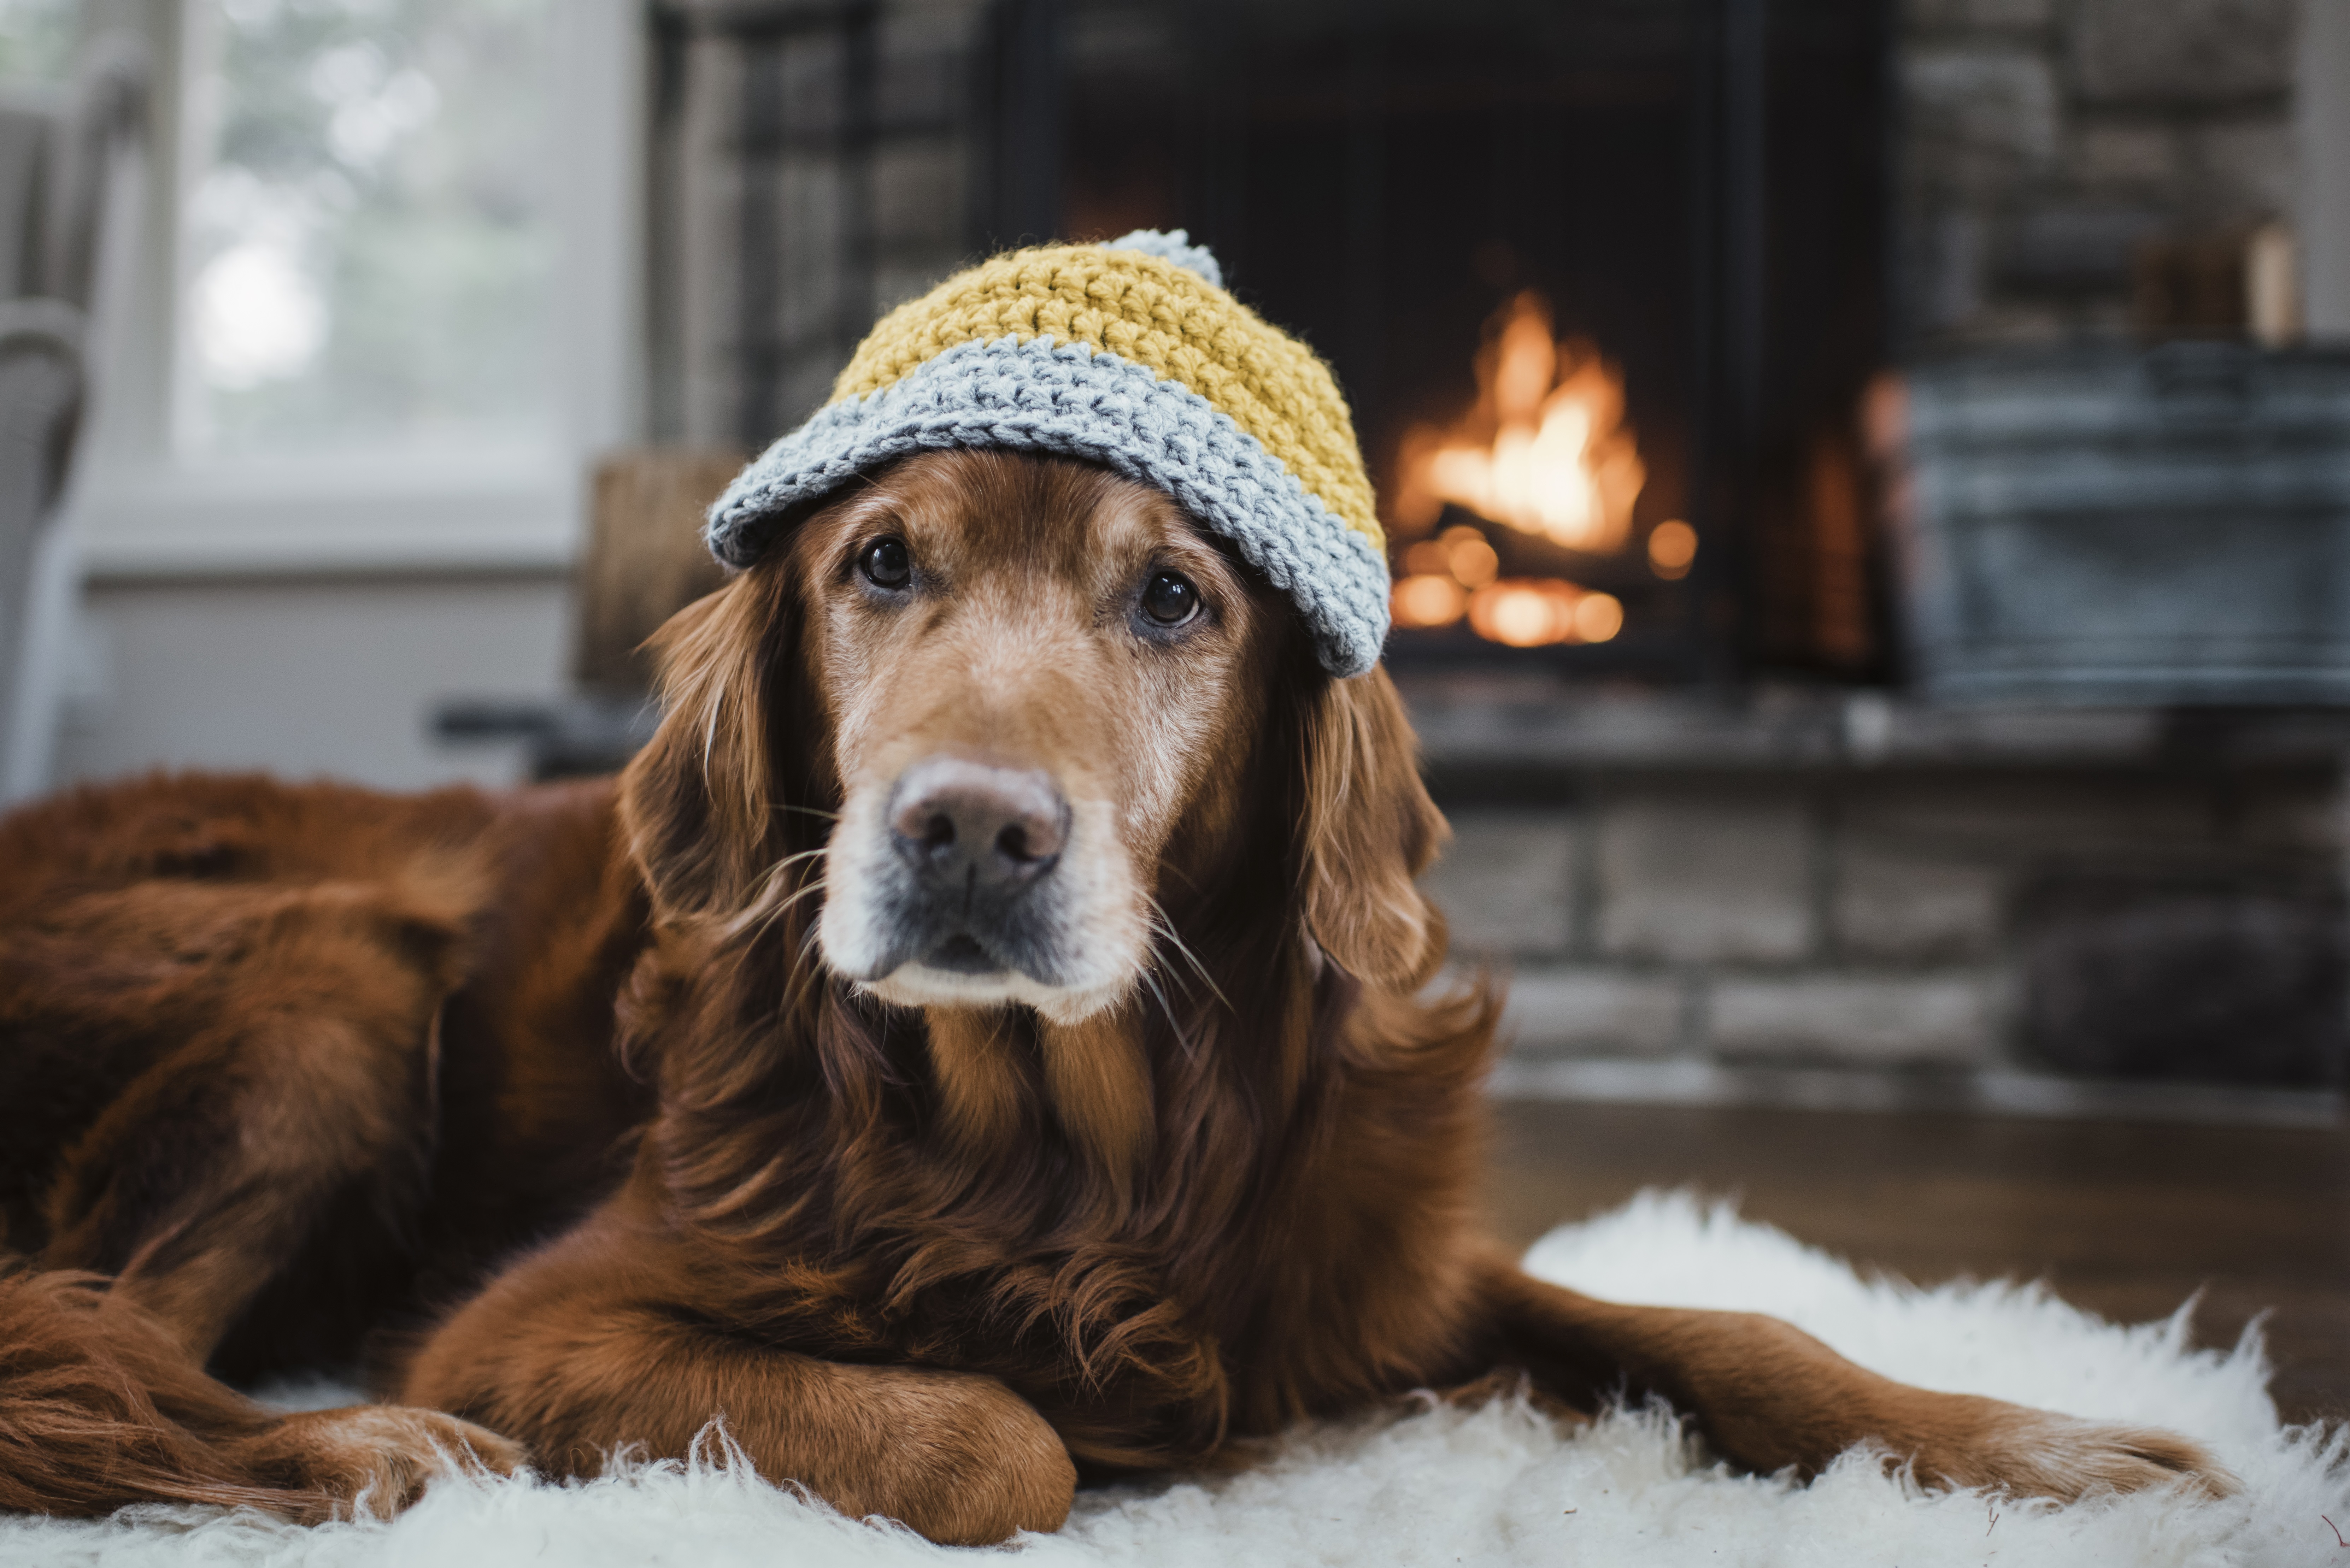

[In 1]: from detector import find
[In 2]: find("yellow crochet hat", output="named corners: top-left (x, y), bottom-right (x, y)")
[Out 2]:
top-left (705, 231), bottom-right (1390, 676)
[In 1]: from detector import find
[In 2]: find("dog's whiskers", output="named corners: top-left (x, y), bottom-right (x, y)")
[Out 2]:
top-left (738, 845), bottom-right (827, 897)
top-left (1144, 895), bottom-right (1228, 1014)
top-left (780, 917), bottom-right (833, 1008)
top-left (1136, 967), bottom-right (1195, 1059)
top-left (720, 852), bottom-right (830, 943)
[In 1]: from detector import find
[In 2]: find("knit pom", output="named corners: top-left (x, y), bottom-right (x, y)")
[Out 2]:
top-left (1101, 229), bottom-right (1224, 289)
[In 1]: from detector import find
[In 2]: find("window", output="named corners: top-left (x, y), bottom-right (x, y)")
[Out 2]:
top-left (69, 0), bottom-right (639, 575)
top-left (181, 0), bottom-right (557, 459)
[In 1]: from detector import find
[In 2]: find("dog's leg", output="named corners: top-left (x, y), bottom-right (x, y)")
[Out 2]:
top-left (398, 1214), bottom-right (1077, 1546)
top-left (0, 880), bottom-right (525, 1520)
top-left (1472, 1249), bottom-right (2233, 1501)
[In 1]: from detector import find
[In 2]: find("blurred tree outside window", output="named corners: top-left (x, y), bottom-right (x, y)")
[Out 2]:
top-left (0, 0), bottom-right (78, 83)
top-left (180, 0), bottom-right (556, 460)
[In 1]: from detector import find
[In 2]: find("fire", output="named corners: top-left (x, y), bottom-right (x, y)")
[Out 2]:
top-left (1388, 522), bottom-right (1622, 646)
top-left (1467, 579), bottom-right (1623, 648)
top-left (1393, 573), bottom-right (1467, 628)
top-left (1392, 291), bottom-right (1646, 554)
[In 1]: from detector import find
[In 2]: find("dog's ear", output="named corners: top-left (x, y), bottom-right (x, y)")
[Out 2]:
top-left (1298, 666), bottom-right (1450, 988)
top-left (619, 571), bottom-right (811, 925)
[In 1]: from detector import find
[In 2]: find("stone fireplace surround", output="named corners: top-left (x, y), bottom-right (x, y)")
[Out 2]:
top-left (1408, 677), bottom-right (2347, 1115)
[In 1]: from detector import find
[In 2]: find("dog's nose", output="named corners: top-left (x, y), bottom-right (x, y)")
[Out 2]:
top-left (888, 757), bottom-right (1068, 895)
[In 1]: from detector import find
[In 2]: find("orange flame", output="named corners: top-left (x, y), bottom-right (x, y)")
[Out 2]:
top-left (1466, 579), bottom-right (1623, 647)
top-left (1388, 519), bottom-right (1623, 646)
top-left (1392, 292), bottom-right (1646, 554)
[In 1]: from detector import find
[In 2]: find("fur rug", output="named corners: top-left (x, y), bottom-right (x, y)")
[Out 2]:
top-left (3, 1191), bottom-right (2342, 1567)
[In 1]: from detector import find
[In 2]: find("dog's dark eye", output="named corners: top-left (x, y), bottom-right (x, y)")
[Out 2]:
top-left (859, 537), bottom-right (911, 591)
top-left (1140, 571), bottom-right (1200, 627)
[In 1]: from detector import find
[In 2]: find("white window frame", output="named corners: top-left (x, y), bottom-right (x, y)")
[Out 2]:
top-left (69, 0), bottom-right (643, 577)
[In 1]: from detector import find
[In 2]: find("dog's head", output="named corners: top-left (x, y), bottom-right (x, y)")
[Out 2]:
top-left (620, 449), bottom-right (1445, 1024)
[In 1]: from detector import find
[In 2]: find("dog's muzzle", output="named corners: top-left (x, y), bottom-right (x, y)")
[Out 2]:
top-left (866, 755), bottom-right (1073, 980)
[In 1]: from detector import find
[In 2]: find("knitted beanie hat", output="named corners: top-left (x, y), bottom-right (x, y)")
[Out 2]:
top-left (704, 230), bottom-right (1390, 677)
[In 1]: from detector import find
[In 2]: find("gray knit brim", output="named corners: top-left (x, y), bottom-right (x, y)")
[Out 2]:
top-left (704, 334), bottom-right (1391, 678)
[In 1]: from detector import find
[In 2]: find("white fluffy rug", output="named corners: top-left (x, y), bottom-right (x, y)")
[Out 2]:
top-left (3, 1191), bottom-right (2343, 1568)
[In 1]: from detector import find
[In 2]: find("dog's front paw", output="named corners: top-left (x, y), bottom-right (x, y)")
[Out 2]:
top-left (228, 1404), bottom-right (526, 1520)
top-left (1895, 1392), bottom-right (2234, 1503)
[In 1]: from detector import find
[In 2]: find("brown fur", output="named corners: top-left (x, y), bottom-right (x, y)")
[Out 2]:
top-left (0, 452), bottom-right (2225, 1542)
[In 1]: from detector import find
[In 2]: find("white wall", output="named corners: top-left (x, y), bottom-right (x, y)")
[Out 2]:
top-left (52, 572), bottom-right (571, 791)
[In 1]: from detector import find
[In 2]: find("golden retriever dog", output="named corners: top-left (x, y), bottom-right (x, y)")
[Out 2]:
top-left (0, 449), bottom-right (2222, 1542)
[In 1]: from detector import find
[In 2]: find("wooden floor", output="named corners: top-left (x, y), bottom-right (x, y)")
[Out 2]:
top-left (1481, 1100), bottom-right (2350, 1425)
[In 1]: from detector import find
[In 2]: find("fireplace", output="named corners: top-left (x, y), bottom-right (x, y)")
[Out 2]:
top-left (991, 0), bottom-right (1893, 679)
top-left (652, 0), bottom-right (1893, 682)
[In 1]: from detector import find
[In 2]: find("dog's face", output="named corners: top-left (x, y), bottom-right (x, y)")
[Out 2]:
top-left (789, 452), bottom-right (1285, 1021)
top-left (621, 449), bottom-right (1447, 1027)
